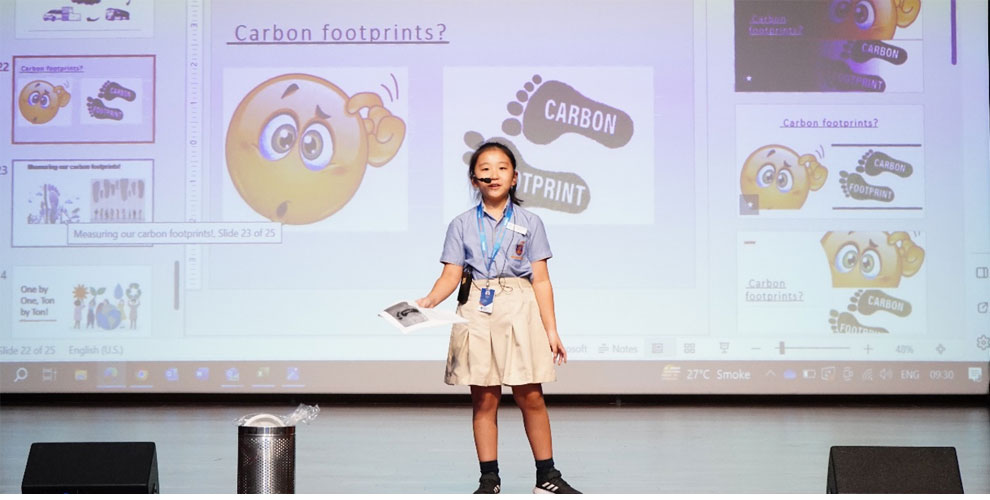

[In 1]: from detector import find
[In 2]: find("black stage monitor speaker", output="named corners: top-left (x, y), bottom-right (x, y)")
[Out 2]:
top-left (22, 442), bottom-right (159, 494)
top-left (827, 446), bottom-right (963, 494)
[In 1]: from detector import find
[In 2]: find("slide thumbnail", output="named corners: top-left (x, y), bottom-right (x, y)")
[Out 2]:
top-left (12, 55), bottom-right (155, 143)
top-left (11, 160), bottom-right (154, 247)
top-left (12, 266), bottom-right (152, 339)
top-left (14, 0), bottom-right (154, 39)
top-left (735, 0), bottom-right (923, 92)
top-left (738, 230), bottom-right (926, 336)
top-left (737, 105), bottom-right (924, 217)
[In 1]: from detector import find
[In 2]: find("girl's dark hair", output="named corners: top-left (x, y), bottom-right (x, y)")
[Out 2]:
top-left (468, 141), bottom-right (523, 206)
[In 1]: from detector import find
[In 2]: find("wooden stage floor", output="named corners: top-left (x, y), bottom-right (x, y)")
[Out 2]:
top-left (1, 400), bottom-right (987, 494)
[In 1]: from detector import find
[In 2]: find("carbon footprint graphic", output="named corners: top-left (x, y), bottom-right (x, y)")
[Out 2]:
top-left (822, 59), bottom-right (886, 92)
top-left (463, 131), bottom-right (590, 213)
top-left (848, 289), bottom-right (912, 317)
top-left (98, 81), bottom-right (136, 102)
top-left (501, 74), bottom-right (633, 148)
top-left (86, 97), bottom-right (124, 120)
top-left (857, 149), bottom-right (913, 178)
top-left (829, 309), bottom-right (889, 334)
top-left (839, 171), bottom-right (894, 202)
top-left (841, 40), bottom-right (908, 65)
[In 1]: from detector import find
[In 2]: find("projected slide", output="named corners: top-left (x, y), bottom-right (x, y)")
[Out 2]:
top-left (0, 0), bottom-right (987, 395)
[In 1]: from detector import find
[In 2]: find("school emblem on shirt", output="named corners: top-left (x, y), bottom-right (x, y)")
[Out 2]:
top-left (512, 240), bottom-right (526, 260)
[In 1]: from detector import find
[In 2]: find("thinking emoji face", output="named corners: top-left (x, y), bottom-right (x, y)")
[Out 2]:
top-left (740, 145), bottom-right (828, 210)
top-left (18, 80), bottom-right (71, 124)
top-left (821, 231), bottom-right (925, 288)
top-left (826, 0), bottom-right (921, 40)
top-left (226, 74), bottom-right (405, 224)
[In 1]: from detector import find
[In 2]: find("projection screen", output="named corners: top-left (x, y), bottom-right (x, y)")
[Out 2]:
top-left (1, 0), bottom-right (988, 394)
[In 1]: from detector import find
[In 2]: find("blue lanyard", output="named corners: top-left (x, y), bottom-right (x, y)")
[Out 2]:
top-left (476, 202), bottom-right (513, 277)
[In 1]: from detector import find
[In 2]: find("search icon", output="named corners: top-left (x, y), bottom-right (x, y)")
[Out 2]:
top-left (14, 367), bottom-right (28, 382)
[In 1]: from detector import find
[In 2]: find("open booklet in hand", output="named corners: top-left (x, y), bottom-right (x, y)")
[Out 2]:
top-left (378, 300), bottom-right (468, 333)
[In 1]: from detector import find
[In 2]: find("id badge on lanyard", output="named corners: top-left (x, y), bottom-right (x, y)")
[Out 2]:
top-left (476, 203), bottom-right (512, 314)
top-left (478, 287), bottom-right (494, 314)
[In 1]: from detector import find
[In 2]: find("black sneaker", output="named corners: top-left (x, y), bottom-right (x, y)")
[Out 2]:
top-left (474, 472), bottom-right (501, 494)
top-left (533, 469), bottom-right (581, 494)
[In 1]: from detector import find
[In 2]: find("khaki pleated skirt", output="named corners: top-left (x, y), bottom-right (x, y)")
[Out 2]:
top-left (444, 277), bottom-right (557, 387)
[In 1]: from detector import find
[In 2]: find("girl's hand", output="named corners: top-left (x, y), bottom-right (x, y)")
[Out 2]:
top-left (547, 331), bottom-right (568, 365)
top-left (416, 297), bottom-right (435, 308)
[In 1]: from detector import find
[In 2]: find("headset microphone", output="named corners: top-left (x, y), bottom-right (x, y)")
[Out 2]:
top-left (473, 176), bottom-right (493, 184)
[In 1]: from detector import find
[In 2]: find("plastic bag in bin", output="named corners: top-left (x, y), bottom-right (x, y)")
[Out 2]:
top-left (235, 403), bottom-right (320, 427)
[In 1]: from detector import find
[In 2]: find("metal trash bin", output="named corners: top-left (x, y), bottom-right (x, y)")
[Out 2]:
top-left (237, 419), bottom-right (295, 494)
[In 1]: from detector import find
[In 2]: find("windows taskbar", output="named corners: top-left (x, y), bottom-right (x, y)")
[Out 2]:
top-left (1, 360), bottom-right (988, 394)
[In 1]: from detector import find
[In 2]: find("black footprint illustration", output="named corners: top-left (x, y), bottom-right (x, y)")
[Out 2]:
top-left (501, 74), bottom-right (633, 148)
top-left (839, 171), bottom-right (894, 202)
top-left (86, 98), bottom-right (124, 120)
top-left (848, 289), bottom-right (912, 317)
top-left (847, 290), bottom-right (864, 313)
top-left (98, 81), bottom-right (136, 102)
top-left (822, 59), bottom-right (886, 92)
top-left (857, 150), bottom-right (913, 178)
top-left (463, 131), bottom-right (590, 213)
top-left (828, 309), bottom-right (889, 334)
